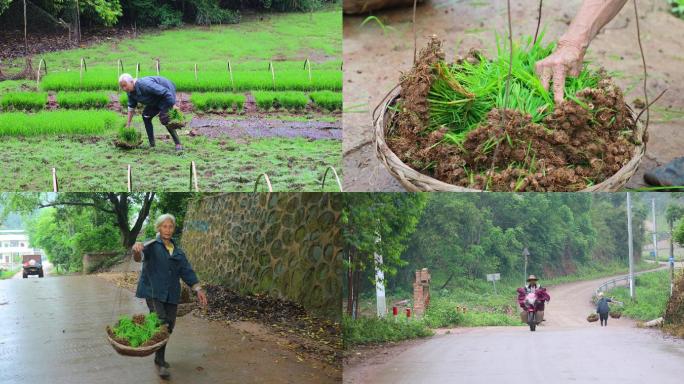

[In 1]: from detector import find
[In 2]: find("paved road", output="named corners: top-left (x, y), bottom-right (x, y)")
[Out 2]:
top-left (0, 275), bottom-right (338, 384)
top-left (345, 270), bottom-right (684, 383)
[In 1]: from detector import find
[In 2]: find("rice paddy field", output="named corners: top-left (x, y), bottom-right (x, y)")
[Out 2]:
top-left (0, 9), bottom-right (342, 191)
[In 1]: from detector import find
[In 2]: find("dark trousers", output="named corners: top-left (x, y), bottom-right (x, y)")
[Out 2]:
top-left (599, 312), bottom-right (609, 326)
top-left (146, 298), bottom-right (178, 364)
top-left (142, 105), bottom-right (181, 146)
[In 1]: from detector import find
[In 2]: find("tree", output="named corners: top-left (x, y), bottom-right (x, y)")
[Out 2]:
top-left (342, 193), bottom-right (427, 318)
top-left (1, 192), bottom-right (155, 248)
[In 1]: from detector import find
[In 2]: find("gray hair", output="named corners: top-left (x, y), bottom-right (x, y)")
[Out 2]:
top-left (155, 214), bottom-right (176, 231)
top-left (118, 73), bottom-right (134, 84)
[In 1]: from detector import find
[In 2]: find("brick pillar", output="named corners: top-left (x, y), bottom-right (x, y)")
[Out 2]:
top-left (413, 268), bottom-right (431, 317)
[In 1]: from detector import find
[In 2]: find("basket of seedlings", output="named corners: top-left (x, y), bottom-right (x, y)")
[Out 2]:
top-left (609, 307), bottom-right (623, 319)
top-left (166, 108), bottom-right (187, 130)
top-left (374, 35), bottom-right (645, 192)
top-left (114, 126), bottom-right (143, 150)
top-left (587, 313), bottom-right (599, 323)
top-left (106, 313), bottom-right (170, 357)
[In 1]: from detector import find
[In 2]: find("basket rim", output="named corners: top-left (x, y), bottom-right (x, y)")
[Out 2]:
top-left (373, 84), bottom-right (647, 192)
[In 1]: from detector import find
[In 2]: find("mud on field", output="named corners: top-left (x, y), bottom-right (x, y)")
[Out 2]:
top-left (387, 37), bottom-right (640, 191)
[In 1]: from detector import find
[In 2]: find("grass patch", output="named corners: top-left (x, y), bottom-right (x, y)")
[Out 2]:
top-left (7, 10), bottom-right (341, 72)
top-left (57, 91), bottom-right (110, 109)
top-left (0, 92), bottom-right (47, 111)
top-left (606, 270), bottom-right (670, 321)
top-left (0, 268), bottom-right (19, 279)
top-left (252, 91), bottom-right (310, 110)
top-left (191, 92), bottom-right (246, 111)
top-left (0, 133), bottom-right (341, 191)
top-left (309, 91), bottom-right (342, 111)
top-left (342, 315), bottom-right (433, 348)
top-left (0, 110), bottom-right (123, 136)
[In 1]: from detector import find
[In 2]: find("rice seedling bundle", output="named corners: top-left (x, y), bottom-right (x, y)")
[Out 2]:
top-left (0, 92), bottom-right (47, 111)
top-left (111, 313), bottom-right (164, 348)
top-left (309, 91), bottom-right (342, 111)
top-left (0, 110), bottom-right (124, 136)
top-left (56, 91), bottom-right (110, 109)
top-left (190, 92), bottom-right (246, 111)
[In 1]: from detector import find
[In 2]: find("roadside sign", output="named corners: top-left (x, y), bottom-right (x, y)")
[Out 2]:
top-left (486, 273), bottom-right (500, 282)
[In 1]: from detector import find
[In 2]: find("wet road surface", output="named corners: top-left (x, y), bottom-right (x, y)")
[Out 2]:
top-left (0, 275), bottom-right (338, 384)
top-left (345, 268), bottom-right (684, 383)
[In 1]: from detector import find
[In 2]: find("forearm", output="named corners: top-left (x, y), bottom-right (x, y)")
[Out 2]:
top-left (560, 0), bottom-right (628, 49)
top-left (126, 109), bottom-right (134, 126)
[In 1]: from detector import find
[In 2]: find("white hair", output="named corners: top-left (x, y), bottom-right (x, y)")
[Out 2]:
top-left (155, 213), bottom-right (176, 231)
top-left (118, 73), bottom-right (134, 84)
top-left (598, 292), bottom-right (604, 297)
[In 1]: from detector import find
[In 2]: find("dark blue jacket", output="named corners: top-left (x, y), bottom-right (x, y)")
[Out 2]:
top-left (596, 297), bottom-right (613, 314)
top-left (127, 76), bottom-right (176, 110)
top-left (135, 236), bottom-right (199, 305)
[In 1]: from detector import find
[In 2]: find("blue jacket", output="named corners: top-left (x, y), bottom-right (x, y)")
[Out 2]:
top-left (135, 236), bottom-right (199, 305)
top-left (127, 76), bottom-right (176, 110)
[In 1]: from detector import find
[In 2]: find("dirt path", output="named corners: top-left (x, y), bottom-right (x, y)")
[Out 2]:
top-left (344, 266), bottom-right (683, 383)
top-left (0, 275), bottom-right (339, 384)
top-left (343, 0), bottom-right (684, 191)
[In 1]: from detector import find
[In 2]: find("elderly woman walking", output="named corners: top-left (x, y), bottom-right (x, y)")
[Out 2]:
top-left (132, 213), bottom-right (208, 380)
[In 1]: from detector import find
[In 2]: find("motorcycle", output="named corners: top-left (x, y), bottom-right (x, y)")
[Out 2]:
top-left (518, 287), bottom-right (550, 332)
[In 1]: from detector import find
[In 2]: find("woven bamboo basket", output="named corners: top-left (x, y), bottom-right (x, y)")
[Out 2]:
top-left (373, 85), bottom-right (646, 192)
top-left (587, 313), bottom-right (599, 322)
top-left (609, 311), bottom-right (622, 319)
top-left (106, 325), bottom-right (169, 357)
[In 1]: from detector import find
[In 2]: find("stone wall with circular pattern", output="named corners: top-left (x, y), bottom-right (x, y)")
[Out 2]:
top-left (181, 193), bottom-right (342, 318)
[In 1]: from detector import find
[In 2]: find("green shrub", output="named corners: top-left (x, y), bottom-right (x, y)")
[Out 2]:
top-left (0, 110), bottom-right (124, 136)
top-left (342, 315), bottom-right (433, 348)
top-left (57, 92), bottom-right (110, 109)
top-left (606, 271), bottom-right (670, 321)
top-left (309, 90), bottom-right (342, 111)
top-left (0, 92), bottom-right (47, 111)
top-left (191, 92), bottom-right (246, 111)
top-left (252, 91), bottom-right (309, 110)
top-left (669, 0), bottom-right (684, 19)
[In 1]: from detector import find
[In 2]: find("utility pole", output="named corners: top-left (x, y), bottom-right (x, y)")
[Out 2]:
top-left (522, 247), bottom-right (530, 285)
top-left (627, 193), bottom-right (635, 299)
top-left (652, 199), bottom-right (658, 261)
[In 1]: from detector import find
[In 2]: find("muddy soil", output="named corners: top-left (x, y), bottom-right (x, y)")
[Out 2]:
top-left (343, 0), bottom-right (684, 191)
top-left (189, 117), bottom-right (342, 140)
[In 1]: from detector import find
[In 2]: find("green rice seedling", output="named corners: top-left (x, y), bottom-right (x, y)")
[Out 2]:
top-left (167, 108), bottom-right (186, 129)
top-left (41, 69), bottom-right (342, 92)
top-left (252, 91), bottom-right (309, 111)
top-left (0, 92), bottom-right (47, 111)
top-left (190, 92), bottom-right (246, 111)
top-left (428, 33), bottom-right (603, 146)
top-left (56, 91), bottom-right (110, 109)
top-left (0, 110), bottom-right (124, 136)
top-left (113, 313), bottom-right (163, 348)
top-left (309, 91), bottom-right (342, 111)
top-left (117, 126), bottom-right (142, 147)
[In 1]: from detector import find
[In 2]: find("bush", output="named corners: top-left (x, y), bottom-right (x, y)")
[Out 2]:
top-left (607, 271), bottom-right (670, 321)
top-left (309, 90), bottom-right (342, 111)
top-left (57, 92), bottom-right (110, 109)
top-left (342, 315), bottom-right (433, 348)
top-left (0, 111), bottom-right (124, 136)
top-left (191, 92), bottom-right (246, 111)
top-left (423, 299), bottom-right (465, 328)
top-left (0, 92), bottom-right (47, 111)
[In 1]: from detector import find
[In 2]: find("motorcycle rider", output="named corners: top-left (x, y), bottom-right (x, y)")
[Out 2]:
top-left (518, 275), bottom-right (550, 324)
